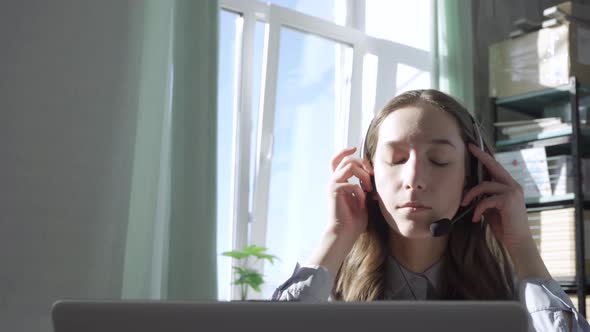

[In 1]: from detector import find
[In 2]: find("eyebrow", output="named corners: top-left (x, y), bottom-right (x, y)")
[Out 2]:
top-left (383, 139), bottom-right (457, 150)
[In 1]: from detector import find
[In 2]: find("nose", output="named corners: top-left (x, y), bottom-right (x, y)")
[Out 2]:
top-left (401, 152), bottom-right (426, 191)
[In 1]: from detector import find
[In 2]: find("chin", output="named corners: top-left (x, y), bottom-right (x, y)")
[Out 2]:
top-left (387, 218), bottom-right (434, 239)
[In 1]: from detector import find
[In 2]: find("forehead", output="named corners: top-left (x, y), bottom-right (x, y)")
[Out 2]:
top-left (377, 105), bottom-right (464, 146)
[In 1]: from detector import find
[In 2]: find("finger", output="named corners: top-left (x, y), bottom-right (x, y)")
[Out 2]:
top-left (331, 147), bottom-right (357, 172)
top-left (468, 143), bottom-right (519, 187)
top-left (461, 181), bottom-right (509, 206)
top-left (361, 158), bottom-right (374, 175)
top-left (336, 156), bottom-right (372, 176)
top-left (350, 185), bottom-right (367, 211)
top-left (333, 183), bottom-right (367, 211)
top-left (333, 162), bottom-right (373, 191)
top-left (332, 162), bottom-right (373, 192)
top-left (472, 195), bottom-right (503, 223)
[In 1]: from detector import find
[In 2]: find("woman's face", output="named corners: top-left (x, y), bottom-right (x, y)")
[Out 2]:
top-left (372, 105), bottom-right (467, 239)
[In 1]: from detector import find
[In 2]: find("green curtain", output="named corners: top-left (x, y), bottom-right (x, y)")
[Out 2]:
top-left (121, 0), bottom-right (218, 300)
top-left (436, 0), bottom-right (475, 113)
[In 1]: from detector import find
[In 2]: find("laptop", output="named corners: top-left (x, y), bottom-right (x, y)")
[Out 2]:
top-left (52, 300), bottom-right (529, 332)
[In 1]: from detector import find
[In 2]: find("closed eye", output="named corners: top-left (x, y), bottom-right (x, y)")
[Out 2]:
top-left (388, 159), bottom-right (449, 167)
top-left (431, 161), bottom-right (450, 167)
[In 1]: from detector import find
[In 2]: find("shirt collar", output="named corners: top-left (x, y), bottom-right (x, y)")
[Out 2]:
top-left (384, 255), bottom-right (442, 300)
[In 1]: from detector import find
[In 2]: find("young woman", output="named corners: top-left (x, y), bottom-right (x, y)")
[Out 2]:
top-left (272, 90), bottom-right (589, 332)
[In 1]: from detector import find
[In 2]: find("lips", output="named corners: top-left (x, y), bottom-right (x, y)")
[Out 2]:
top-left (398, 201), bottom-right (431, 209)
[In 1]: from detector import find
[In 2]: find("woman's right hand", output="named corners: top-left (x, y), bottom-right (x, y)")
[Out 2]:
top-left (328, 146), bottom-right (373, 239)
top-left (305, 147), bottom-right (374, 277)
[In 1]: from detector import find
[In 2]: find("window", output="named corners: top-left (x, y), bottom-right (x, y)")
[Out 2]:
top-left (217, 0), bottom-right (434, 300)
top-left (260, 27), bottom-right (353, 296)
top-left (217, 9), bottom-right (241, 301)
top-left (267, 0), bottom-right (346, 24)
top-left (364, 0), bottom-right (433, 51)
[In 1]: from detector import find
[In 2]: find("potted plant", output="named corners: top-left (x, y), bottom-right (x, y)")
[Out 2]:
top-left (222, 245), bottom-right (279, 301)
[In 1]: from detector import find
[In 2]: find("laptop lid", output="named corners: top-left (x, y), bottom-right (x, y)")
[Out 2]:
top-left (52, 300), bottom-right (529, 332)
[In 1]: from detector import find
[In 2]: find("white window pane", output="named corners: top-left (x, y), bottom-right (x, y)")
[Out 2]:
top-left (261, 27), bottom-right (352, 298)
top-left (362, 53), bottom-right (378, 129)
top-left (216, 9), bottom-right (240, 301)
top-left (396, 63), bottom-right (431, 93)
top-left (267, 0), bottom-right (346, 25)
top-left (249, 21), bottom-right (266, 214)
top-left (365, 0), bottom-right (432, 51)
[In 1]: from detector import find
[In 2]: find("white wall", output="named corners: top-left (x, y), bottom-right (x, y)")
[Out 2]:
top-left (0, 1), bottom-right (142, 330)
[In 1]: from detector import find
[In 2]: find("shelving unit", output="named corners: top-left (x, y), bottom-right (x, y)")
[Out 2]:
top-left (490, 77), bottom-right (589, 316)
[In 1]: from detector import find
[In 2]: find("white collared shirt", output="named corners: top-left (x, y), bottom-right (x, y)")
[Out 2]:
top-left (384, 256), bottom-right (440, 300)
top-left (272, 256), bottom-right (590, 332)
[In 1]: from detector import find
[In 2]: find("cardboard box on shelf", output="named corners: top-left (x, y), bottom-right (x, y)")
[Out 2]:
top-left (489, 20), bottom-right (590, 98)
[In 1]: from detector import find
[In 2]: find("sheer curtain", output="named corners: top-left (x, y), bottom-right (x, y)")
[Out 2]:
top-left (122, 0), bottom-right (218, 300)
top-left (436, 0), bottom-right (476, 112)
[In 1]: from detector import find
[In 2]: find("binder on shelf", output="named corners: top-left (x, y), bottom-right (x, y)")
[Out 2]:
top-left (548, 156), bottom-right (590, 196)
top-left (495, 147), bottom-right (552, 198)
top-left (495, 147), bottom-right (590, 200)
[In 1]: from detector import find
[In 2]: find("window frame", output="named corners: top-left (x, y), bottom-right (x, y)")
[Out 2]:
top-left (218, 0), bottom-right (434, 300)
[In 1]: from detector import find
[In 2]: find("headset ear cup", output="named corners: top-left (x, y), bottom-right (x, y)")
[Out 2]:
top-left (472, 120), bottom-right (485, 184)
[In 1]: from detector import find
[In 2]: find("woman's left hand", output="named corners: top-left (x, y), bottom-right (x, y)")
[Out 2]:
top-left (460, 143), bottom-right (538, 258)
top-left (461, 143), bottom-right (551, 279)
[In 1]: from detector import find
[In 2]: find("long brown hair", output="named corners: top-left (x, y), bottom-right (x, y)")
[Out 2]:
top-left (333, 89), bottom-right (515, 301)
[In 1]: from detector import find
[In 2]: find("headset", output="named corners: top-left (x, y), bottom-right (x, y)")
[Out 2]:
top-left (360, 115), bottom-right (485, 237)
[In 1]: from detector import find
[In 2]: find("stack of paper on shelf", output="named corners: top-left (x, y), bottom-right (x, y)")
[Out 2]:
top-left (495, 147), bottom-right (552, 199)
top-left (494, 117), bottom-right (571, 141)
top-left (528, 208), bottom-right (590, 281)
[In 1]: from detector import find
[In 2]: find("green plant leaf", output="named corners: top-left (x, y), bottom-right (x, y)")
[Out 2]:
top-left (247, 273), bottom-right (264, 292)
top-left (232, 266), bottom-right (248, 274)
top-left (221, 251), bottom-right (249, 259)
top-left (222, 245), bottom-right (280, 263)
top-left (240, 245), bottom-right (280, 263)
top-left (257, 253), bottom-right (279, 264)
top-left (230, 265), bottom-right (264, 293)
top-left (242, 245), bottom-right (267, 255)
top-left (222, 245), bottom-right (280, 297)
